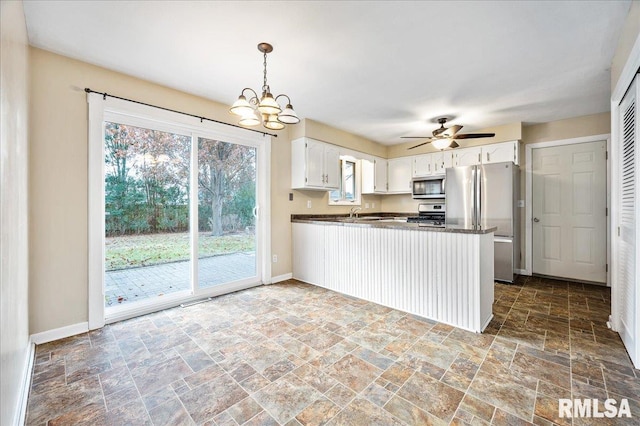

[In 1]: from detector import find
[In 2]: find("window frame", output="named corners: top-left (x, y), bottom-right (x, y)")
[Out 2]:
top-left (329, 155), bottom-right (362, 206)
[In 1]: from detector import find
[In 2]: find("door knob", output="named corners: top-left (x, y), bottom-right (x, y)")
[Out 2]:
top-left (533, 217), bottom-right (540, 222)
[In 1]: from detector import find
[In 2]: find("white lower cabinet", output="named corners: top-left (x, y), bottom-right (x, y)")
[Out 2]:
top-left (292, 222), bottom-right (495, 332)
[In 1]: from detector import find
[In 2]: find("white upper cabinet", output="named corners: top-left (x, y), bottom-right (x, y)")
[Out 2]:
top-left (413, 154), bottom-right (432, 177)
top-left (323, 145), bottom-right (341, 188)
top-left (453, 141), bottom-right (520, 167)
top-left (434, 151), bottom-right (453, 174)
top-left (413, 154), bottom-right (433, 177)
top-left (413, 151), bottom-right (452, 176)
top-left (454, 146), bottom-right (483, 167)
top-left (291, 138), bottom-right (340, 190)
top-left (362, 157), bottom-right (388, 194)
top-left (482, 141), bottom-right (519, 165)
top-left (387, 157), bottom-right (412, 193)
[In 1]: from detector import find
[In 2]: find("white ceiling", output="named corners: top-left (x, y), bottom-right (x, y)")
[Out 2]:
top-left (23, 1), bottom-right (631, 145)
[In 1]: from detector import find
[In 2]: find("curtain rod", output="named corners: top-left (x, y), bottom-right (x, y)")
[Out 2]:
top-left (84, 88), bottom-right (277, 138)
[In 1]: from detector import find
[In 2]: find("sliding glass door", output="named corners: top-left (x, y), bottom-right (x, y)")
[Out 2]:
top-left (197, 137), bottom-right (257, 289)
top-left (104, 122), bottom-right (192, 308)
top-left (102, 118), bottom-right (261, 317)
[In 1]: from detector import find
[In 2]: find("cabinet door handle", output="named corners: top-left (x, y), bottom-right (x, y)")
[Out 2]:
top-left (478, 153), bottom-right (481, 163)
top-left (487, 152), bottom-right (490, 162)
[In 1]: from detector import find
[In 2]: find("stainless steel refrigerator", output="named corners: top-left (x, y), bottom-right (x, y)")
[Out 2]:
top-left (445, 162), bottom-right (520, 282)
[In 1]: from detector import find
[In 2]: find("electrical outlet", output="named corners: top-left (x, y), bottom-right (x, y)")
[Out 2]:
top-left (289, 193), bottom-right (293, 201)
top-left (365, 203), bottom-right (370, 209)
top-left (272, 255), bottom-right (278, 263)
top-left (372, 202), bottom-right (376, 209)
top-left (307, 200), bottom-right (312, 209)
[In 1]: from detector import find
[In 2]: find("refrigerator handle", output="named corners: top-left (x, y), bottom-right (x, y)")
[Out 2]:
top-left (475, 166), bottom-right (482, 229)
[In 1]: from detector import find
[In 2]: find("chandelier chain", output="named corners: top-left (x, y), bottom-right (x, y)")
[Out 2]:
top-left (262, 51), bottom-right (268, 92)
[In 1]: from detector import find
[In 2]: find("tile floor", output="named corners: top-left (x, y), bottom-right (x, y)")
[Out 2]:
top-left (26, 276), bottom-right (640, 425)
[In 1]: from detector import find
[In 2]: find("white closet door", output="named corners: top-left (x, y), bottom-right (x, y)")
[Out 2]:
top-left (617, 74), bottom-right (639, 367)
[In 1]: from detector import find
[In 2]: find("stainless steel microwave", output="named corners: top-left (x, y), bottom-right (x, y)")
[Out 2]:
top-left (412, 176), bottom-right (445, 199)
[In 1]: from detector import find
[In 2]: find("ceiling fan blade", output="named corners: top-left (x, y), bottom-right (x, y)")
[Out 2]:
top-left (441, 124), bottom-right (463, 138)
top-left (401, 136), bottom-right (433, 139)
top-left (453, 133), bottom-right (495, 140)
top-left (450, 141), bottom-right (459, 148)
top-left (407, 141), bottom-right (432, 150)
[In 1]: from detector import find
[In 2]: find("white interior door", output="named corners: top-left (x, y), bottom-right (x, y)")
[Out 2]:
top-left (532, 141), bottom-right (607, 283)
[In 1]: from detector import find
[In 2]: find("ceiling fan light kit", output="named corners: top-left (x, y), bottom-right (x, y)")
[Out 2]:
top-left (403, 117), bottom-right (495, 150)
top-left (230, 42), bottom-right (300, 130)
top-left (431, 138), bottom-right (453, 150)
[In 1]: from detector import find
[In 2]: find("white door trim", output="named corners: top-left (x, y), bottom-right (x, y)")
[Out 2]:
top-left (525, 134), bottom-right (611, 282)
top-left (611, 31), bottom-right (640, 335)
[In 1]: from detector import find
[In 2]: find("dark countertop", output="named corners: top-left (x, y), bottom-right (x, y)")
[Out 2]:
top-left (291, 214), bottom-right (497, 235)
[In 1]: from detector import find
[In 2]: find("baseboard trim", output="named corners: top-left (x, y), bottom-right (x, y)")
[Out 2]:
top-left (30, 322), bottom-right (89, 345)
top-left (17, 341), bottom-right (35, 426)
top-left (270, 273), bottom-right (293, 284)
top-left (515, 269), bottom-right (529, 276)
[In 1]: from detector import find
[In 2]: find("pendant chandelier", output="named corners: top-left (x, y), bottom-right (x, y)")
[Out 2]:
top-left (229, 42), bottom-right (300, 131)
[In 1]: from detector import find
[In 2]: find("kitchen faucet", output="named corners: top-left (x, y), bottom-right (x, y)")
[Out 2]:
top-left (350, 206), bottom-right (362, 218)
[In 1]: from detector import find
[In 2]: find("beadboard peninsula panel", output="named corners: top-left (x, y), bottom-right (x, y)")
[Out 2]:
top-left (292, 222), bottom-right (494, 332)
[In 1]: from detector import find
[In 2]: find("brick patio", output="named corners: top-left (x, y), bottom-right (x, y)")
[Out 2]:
top-left (105, 252), bottom-right (256, 307)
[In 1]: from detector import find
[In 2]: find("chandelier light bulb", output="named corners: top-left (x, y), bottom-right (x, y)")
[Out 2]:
top-left (258, 92), bottom-right (281, 115)
top-left (264, 114), bottom-right (285, 130)
top-left (278, 104), bottom-right (300, 124)
top-left (229, 95), bottom-right (254, 117)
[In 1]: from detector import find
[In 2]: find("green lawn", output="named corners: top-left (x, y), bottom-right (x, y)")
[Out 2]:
top-left (105, 232), bottom-right (255, 271)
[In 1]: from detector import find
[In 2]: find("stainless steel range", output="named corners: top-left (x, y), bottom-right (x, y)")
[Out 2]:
top-left (407, 202), bottom-right (445, 227)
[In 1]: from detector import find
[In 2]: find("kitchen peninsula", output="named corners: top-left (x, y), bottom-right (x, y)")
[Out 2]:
top-left (292, 215), bottom-right (495, 332)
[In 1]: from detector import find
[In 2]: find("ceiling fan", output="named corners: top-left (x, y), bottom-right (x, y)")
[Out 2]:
top-left (403, 118), bottom-right (495, 150)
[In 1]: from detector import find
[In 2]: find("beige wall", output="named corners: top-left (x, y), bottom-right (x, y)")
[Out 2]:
top-left (29, 48), bottom-right (297, 333)
top-left (293, 118), bottom-right (387, 158)
top-left (1, 1), bottom-right (30, 424)
top-left (611, 0), bottom-right (640, 91)
top-left (522, 113), bottom-right (611, 144)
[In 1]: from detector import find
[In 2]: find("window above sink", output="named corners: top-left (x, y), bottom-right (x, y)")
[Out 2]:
top-left (329, 155), bottom-right (362, 206)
